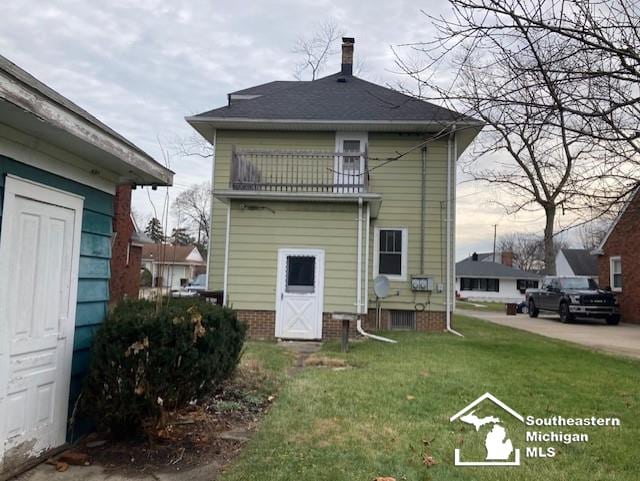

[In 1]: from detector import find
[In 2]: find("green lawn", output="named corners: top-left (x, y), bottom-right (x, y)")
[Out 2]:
top-left (456, 300), bottom-right (509, 312)
top-left (222, 316), bottom-right (639, 481)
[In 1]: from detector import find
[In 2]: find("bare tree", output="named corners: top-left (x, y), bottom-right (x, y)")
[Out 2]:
top-left (172, 183), bottom-right (211, 248)
top-left (293, 20), bottom-right (344, 80)
top-left (498, 233), bottom-right (567, 272)
top-left (396, 0), bottom-right (640, 273)
top-left (577, 220), bottom-right (610, 251)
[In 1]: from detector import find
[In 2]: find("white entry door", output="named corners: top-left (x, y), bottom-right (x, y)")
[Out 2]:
top-left (0, 176), bottom-right (83, 472)
top-left (275, 249), bottom-right (324, 340)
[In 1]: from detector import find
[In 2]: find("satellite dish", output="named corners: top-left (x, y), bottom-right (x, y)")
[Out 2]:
top-left (373, 275), bottom-right (390, 299)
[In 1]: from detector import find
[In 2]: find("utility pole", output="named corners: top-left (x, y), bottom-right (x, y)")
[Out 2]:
top-left (492, 224), bottom-right (497, 262)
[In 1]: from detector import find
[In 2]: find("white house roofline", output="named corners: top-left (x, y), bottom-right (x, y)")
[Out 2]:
top-left (593, 185), bottom-right (640, 254)
top-left (450, 392), bottom-right (524, 423)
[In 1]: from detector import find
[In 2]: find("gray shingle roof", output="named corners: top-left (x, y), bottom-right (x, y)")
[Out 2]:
top-left (560, 249), bottom-right (598, 276)
top-left (456, 257), bottom-right (540, 279)
top-left (195, 72), bottom-right (475, 123)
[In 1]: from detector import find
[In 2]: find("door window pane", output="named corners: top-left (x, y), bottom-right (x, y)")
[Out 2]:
top-left (286, 256), bottom-right (315, 293)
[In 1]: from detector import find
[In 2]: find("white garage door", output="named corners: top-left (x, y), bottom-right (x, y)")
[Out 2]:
top-left (0, 175), bottom-right (83, 474)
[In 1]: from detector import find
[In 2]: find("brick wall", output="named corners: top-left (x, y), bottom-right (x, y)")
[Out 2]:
top-left (235, 308), bottom-right (447, 340)
top-left (598, 189), bottom-right (640, 324)
top-left (109, 184), bottom-right (140, 305)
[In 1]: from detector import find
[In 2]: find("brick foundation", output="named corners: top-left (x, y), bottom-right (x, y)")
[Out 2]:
top-left (235, 308), bottom-right (446, 340)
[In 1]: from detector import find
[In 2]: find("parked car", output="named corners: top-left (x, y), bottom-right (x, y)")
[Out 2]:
top-left (170, 273), bottom-right (207, 298)
top-left (525, 276), bottom-right (619, 324)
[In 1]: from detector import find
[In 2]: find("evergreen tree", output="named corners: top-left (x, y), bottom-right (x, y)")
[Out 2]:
top-left (145, 217), bottom-right (165, 243)
top-left (171, 227), bottom-right (193, 246)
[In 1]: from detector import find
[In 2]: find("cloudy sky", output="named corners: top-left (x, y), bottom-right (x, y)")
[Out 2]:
top-left (1, 0), bottom-right (558, 259)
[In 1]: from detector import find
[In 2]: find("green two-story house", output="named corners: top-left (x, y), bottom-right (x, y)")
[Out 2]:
top-left (187, 38), bottom-right (481, 340)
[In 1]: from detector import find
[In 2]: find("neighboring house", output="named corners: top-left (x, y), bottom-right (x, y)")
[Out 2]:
top-left (555, 248), bottom-right (598, 281)
top-left (593, 186), bottom-right (640, 324)
top-left (141, 244), bottom-right (206, 290)
top-left (0, 55), bottom-right (173, 474)
top-left (109, 185), bottom-right (148, 304)
top-left (187, 37), bottom-right (482, 339)
top-left (456, 251), bottom-right (540, 303)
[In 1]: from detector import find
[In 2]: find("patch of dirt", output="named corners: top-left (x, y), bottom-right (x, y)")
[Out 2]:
top-left (80, 360), bottom-right (279, 477)
top-left (303, 354), bottom-right (350, 368)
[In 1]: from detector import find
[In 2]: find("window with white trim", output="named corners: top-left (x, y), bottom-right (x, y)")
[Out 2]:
top-left (610, 256), bottom-right (622, 291)
top-left (374, 228), bottom-right (408, 281)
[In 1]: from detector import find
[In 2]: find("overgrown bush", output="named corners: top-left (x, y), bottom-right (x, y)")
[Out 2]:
top-left (81, 298), bottom-right (246, 436)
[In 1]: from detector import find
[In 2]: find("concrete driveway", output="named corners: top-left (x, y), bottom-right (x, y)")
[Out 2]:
top-left (461, 309), bottom-right (640, 359)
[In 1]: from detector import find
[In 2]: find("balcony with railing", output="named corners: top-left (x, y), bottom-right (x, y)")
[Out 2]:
top-left (229, 147), bottom-right (369, 193)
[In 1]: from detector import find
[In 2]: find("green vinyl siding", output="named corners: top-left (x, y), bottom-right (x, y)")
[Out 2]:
top-left (209, 130), bottom-right (451, 316)
top-left (226, 201), bottom-right (358, 312)
top-left (0, 155), bottom-right (113, 426)
top-left (209, 130), bottom-right (335, 291)
top-left (367, 133), bottom-right (448, 311)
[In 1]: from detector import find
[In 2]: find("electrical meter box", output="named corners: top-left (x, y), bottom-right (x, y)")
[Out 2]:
top-left (411, 276), bottom-right (433, 292)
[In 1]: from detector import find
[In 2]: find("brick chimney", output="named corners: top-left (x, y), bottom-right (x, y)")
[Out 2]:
top-left (341, 37), bottom-right (354, 76)
top-left (501, 250), bottom-right (514, 267)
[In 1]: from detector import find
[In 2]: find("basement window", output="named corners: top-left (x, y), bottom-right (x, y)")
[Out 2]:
top-left (390, 310), bottom-right (416, 330)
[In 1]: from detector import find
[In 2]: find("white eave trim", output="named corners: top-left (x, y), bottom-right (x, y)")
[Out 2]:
top-left (0, 69), bottom-right (173, 185)
top-left (186, 116), bottom-right (484, 132)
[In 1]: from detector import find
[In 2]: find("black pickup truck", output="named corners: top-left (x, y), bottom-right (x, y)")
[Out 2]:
top-left (526, 276), bottom-right (620, 325)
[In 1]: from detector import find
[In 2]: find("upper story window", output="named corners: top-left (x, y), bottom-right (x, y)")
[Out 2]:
top-left (374, 227), bottom-right (408, 281)
top-left (610, 256), bottom-right (622, 291)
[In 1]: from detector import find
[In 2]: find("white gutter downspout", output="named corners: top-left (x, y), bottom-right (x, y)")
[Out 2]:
top-left (356, 197), bottom-right (363, 313)
top-left (447, 129), bottom-right (464, 337)
top-left (364, 203), bottom-right (370, 315)
top-left (205, 129), bottom-right (216, 290)
top-left (222, 203), bottom-right (231, 306)
top-left (355, 187), bottom-right (397, 343)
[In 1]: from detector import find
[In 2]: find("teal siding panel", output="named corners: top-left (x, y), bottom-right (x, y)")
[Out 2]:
top-left (80, 232), bottom-right (111, 258)
top-left (82, 210), bottom-right (112, 235)
top-left (73, 325), bottom-right (99, 351)
top-left (79, 256), bottom-right (110, 279)
top-left (0, 155), bottom-right (113, 215)
top-left (77, 279), bottom-right (109, 303)
top-left (75, 302), bottom-right (107, 327)
top-left (71, 350), bottom-right (91, 377)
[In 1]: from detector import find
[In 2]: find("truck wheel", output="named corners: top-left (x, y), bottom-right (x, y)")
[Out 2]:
top-left (559, 302), bottom-right (573, 323)
top-left (606, 315), bottom-right (620, 325)
top-left (528, 300), bottom-right (539, 318)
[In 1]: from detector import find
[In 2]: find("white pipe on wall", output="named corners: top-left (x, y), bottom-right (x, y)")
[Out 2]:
top-left (364, 202), bottom-right (370, 316)
top-left (205, 129), bottom-right (216, 290)
top-left (222, 203), bottom-right (231, 306)
top-left (356, 197), bottom-right (363, 313)
top-left (447, 130), bottom-right (463, 337)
